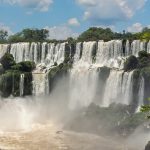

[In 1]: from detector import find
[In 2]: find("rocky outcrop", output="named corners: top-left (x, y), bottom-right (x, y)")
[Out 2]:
top-left (145, 141), bottom-right (150, 150)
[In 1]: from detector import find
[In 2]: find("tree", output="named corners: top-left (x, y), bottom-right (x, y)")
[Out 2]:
top-left (0, 53), bottom-right (16, 70)
top-left (78, 27), bottom-right (114, 41)
top-left (124, 55), bottom-right (139, 71)
top-left (0, 30), bottom-right (8, 41)
top-left (11, 61), bottom-right (36, 72)
top-left (8, 28), bottom-right (49, 42)
top-left (141, 98), bottom-right (150, 119)
top-left (141, 105), bottom-right (150, 119)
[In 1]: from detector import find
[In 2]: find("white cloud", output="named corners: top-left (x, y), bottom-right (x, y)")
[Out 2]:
top-left (0, 23), bottom-right (13, 35)
top-left (76, 0), bottom-right (147, 24)
top-left (45, 25), bottom-right (79, 40)
top-left (127, 23), bottom-right (143, 33)
top-left (68, 18), bottom-right (80, 27)
top-left (0, 0), bottom-right (53, 12)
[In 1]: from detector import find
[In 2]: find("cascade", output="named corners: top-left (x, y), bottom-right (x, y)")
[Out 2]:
top-left (136, 76), bottom-right (145, 111)
top-left (131, 40), bottom-right (146, 56)
top-left (69, 68), bottom-right (98, 109)
top-left (32, 73), bottom-right (49, 96)
top-left (8, 42), bottom-right (66, 68)
top-left (95, 40), bottom-right (124, 69)
top-left (0, 44), bottom-right (9, 58)
top-left (10, 43), bottom-right (30, 63)
top-left (53, 43), bottom-right (65, 65)
top-left (45, 43), bottom-right (55, 66)
top-left (73, 42), bottom-right (82, 63)
top-left (121, 71), bottom-right (134, 105)
top-left (41, 42), bottom-right (47, 63)
top-left (80, 41), bottom-right (96, 65)
top-left (69, 41), bottom-right (98, 109)
top-left (125, 40), bottom-right (130, 56)
top-left (0, 40), bottom-right (149, 110)
top-left (102, 70), bottom-right (123, 106)
top-left (102, 70), bottom-right (134, 107)
top-left (147, 41), bottom-right (150, 53)
top-left (20, 74), bottom-right (25, 96)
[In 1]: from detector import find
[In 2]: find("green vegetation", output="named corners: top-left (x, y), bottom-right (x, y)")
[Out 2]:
top-left (134, 27), bottom-right (150, 40)
top-left (124, 55), bottom-right (139, 72)
top-left (0, 53), bottom-right (16, 70)
top-left (78, 27), bottom-right (114, 41)
top-left (1, 26), bottom-right (150, 43)
top-left (11, 61), bottom-right (36, 72)
top-left (0, 71), bottom-right (19, 97)
top-left (0, 53), bottom-right (34, 97)
top-left (124, 51), bottom-right (150, 72)
top-left (141, 105), bottom-right (150, 119)
top-left (8, 28), bottom-right (49, 43)
top-left (77, 27), bottom-right (150, 42)
top-left (0, 30), bottom-right (8, 43)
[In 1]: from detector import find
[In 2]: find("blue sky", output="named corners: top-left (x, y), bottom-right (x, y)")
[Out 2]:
top-left (0, 0), bottom-right (150, 39)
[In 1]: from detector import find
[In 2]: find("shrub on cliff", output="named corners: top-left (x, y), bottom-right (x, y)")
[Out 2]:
top-left (138, 51), bottom-right (149, 59)
top-left (0, 53), bottom-right (16, 70)
top-left (0, 71), bottom-right (21, 97)
top-left (138, 51), bottom-right (150, 68)
top-left (0, 63), bottom-right (4, 75)
top-left (11, 61), bottom-right (36, 72)
top-left (124, 55), bottom-right (139, 71)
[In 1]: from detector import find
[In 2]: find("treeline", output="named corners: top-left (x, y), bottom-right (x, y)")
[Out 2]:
top-left (78, 27), bottom-right (150, 42)
top-left (0, 28), bottom-right (50, 43)
top-left (0, 27), bottom-right (150, 43)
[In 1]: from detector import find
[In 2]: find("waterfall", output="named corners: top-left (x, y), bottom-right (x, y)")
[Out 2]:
top-left (45, 43), bottom-right (55, 66)
top-left (122, 71), bottom-right (134, 105)
top-left (0, 44), bottom-right (9, 58)
top-left (136, 76), bottom-right (145, 112)
top-left (0, 40), bottom-right (149, 110)
top-left (102, 70), bottom-right (134, 107)
top-left (125, 40), bottom-right (130, 56)
top-left (131, 40), bottom-right (147, 57)
top-left (32, 73), bottom-right (49, 96)
top-left (41, 42), bottom-right (47, 63)
top-left (95, 40), bottom-right (123, 68)
top-left (73, 42), bottom-right (82, 63)
top-left (81, 41), bottom-right (96, 65)
top-left (8, 42), bottom-right (65, 69)
top-left (69, 41), bottom-right (98, 109)
top-left (10, 43), bottom-right (30, 63)
top-left (69, 68), bottom-right (98, 109)
top-left (147, 41), bottom-right (150, 53)
top-left (102, 70), bottom-right (123, 107)
top-left (20, 74), bottom-right (25, 96)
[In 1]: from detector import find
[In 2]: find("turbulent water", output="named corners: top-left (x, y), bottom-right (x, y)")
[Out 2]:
top-left (0, 97), bottom-right (146, 150)
top-left (0, 40), bottom-right (150, 149)
top-left (0, 123), bottom-right (129, 150)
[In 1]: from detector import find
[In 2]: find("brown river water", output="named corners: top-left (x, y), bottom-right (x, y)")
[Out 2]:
top-left (0, 123), bottom-right (131, 150)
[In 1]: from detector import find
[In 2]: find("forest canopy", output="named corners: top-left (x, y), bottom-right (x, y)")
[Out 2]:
top-left (0, 27), bottom-right (150, 43)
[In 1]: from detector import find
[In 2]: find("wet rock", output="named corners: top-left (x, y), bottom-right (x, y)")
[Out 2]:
top-left (145, 141), bottom-right (150, 150)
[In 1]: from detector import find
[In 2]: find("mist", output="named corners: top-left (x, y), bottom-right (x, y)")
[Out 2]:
top-left (0, 75), bottom-right (149, 150)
